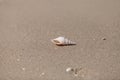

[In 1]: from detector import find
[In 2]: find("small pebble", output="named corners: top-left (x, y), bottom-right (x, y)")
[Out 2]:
top-left (102, 38), bottom-right (106, 40)
top-left (66, 67), bottom-right (74, 73)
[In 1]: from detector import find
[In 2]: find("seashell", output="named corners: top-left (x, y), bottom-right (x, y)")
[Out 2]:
top-left (51, 36), bottom-right (76, 46)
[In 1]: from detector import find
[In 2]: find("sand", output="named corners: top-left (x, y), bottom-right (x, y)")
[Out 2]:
top-left (0, 0), bottom-right (120, 80)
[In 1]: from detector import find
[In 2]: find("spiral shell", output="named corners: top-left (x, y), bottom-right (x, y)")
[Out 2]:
top-left (51, 36), bottom-right (76, 46)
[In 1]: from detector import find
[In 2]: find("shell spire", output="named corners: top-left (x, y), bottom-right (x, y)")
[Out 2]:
top-left (51, 36), bottom-right (76, 46)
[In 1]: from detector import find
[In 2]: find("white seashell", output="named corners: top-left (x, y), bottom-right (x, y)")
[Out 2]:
top-left (51, 36), bottom-right (76, 46)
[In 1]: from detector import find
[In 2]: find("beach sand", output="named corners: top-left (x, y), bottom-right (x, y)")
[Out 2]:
top-left (0, 0), bottom-right (120, 80)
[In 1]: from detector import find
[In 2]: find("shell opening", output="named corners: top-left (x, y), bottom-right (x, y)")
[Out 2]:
top-left (52, 40), bottom-right (64, 46)
top-left (52, 40), bottom-right (61, 44)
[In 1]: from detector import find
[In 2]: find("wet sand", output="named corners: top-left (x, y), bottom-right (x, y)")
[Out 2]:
top-left (0, 0), bottom-right (120, 80)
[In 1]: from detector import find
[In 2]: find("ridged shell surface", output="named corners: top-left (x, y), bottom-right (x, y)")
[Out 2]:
top-left (51, 36), bottom-right (76, 46)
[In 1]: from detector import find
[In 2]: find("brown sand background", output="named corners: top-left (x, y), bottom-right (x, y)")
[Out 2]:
top-left (0, 0), bottom-right (120, 80)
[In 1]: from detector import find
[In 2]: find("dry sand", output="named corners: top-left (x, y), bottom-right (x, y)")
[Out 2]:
top-left (0, 0), bottom-right (120, 80)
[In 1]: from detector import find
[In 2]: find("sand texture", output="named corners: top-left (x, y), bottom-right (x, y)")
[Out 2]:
top-left (0, 0), bottom-right (120, 80)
